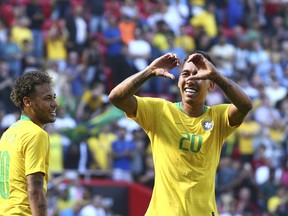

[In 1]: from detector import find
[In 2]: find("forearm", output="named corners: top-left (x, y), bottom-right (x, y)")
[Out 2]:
top-left (29, 191), bottom-right (48, 216)
top-left (109, 67), bottom-right (154, 106)
top-left (27, 173), bottom-right (47, 216)
top-left (214, 74), bottom-right (252, 114)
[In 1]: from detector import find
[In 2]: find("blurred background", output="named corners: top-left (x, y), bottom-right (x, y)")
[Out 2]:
top-left (0, 0), bottom-right (288, 215)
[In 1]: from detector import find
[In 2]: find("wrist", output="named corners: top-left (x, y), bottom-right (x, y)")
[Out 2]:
top-left (146, 66), bottom-right (157, 77)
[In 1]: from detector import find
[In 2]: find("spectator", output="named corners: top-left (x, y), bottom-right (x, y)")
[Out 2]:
top-left (0, 18), bottom-right (8, 44)
top-left (50, 0), bottom-right (71, 20)
top-left (81, 39), bottom-right (106, 87)
top-left (165, 0), bottom-right (189, 36)
top-left (87, 124), bottom-right (116, 173)
top-left (110, 126), bottom-right (136, 182)
top-left (209, 34), bottom-right (236, 78)
top-left (138, 153), bottom-right (155, 189)
top-left (127, 27), bottom-right (151, 71)
top-left (234, 187), bottom-right (259, 215)
top-left (65, 4), bottom-right (88, 55)
top-left (64, 51), bottom-right (84, 101)
top-left (118, 14), bottom-right (136, 45)
top-left (46, 123), bottom-right (71, 174)
top-left (85, 0), bottom-right (107, 34)
top-left (79, 194), bottom-right (107, 216)
top-left (267, 186), bottom-right (288, 215)
top-left (45, 20), bottom-right (69, 72)
top-left (10, 15), bottom-right (33, 51)
top-left (75, 82), bottom-right (108, 122)
top-left (120, 0), bottom-right (139, 20)
top-left (189, 3), bottom-right (218, 39)
top-left (236, 111), bottom-right (261, 164)
top-left (174, 24), bottom-right (196, 55)
top-left (103, 15), bottom-right (133, 87)
top-left (0, 30), bottom-right (22, 78)
top-left (26, 0), bottom-right (45, 59)
top-left (63, 137), bottom-right (95, 174)
top-left (0, 62), bottom-right (15, 113)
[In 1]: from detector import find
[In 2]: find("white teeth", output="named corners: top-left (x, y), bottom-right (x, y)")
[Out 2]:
top-left (185, 89), bottom-right (196, 93)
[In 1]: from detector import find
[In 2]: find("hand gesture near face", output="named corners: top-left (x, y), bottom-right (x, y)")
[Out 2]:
top-left (148, 53), bottom-right (180, 79)
top-left (186, 53), bottom-right (218, 81)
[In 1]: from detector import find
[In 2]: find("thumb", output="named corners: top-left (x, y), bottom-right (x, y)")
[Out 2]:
top-left (156, 68), bottom-right (175, 80)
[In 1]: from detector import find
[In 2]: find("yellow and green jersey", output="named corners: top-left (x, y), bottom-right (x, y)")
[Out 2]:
top-left (131, 96), bottom-right (237, 216)
top-left (0, 115), bottom-right (50, 216)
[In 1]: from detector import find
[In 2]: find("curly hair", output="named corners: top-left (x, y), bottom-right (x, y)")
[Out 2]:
top-left (10, 71), bottom-right (53, 109)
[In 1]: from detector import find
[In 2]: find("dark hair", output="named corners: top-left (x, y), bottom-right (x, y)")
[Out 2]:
top-left (10, 71), bottom-right (53, 109)
top-left (183, 50), bottom-right (216, 66)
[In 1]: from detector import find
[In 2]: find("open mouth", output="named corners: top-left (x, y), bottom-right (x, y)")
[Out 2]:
top-left (50, 111), bottom-right (56, 117)
top-left (185, 88), bottom-right (197, 95)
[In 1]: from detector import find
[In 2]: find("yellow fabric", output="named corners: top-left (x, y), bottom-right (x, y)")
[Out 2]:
top-left (190, 11), bottom-right (217, 37)
top-left (175, 35), bottom-right (196, 54)
top-left (11, 26), bottom-right (33, 49)
top-left (269, 128), bottom-right (285, 143)
top-left (189, 0), bottom-right (205, 6)
top-left (46, 36), bottom-right (67, 60)
top-left (153, 33), bottom-right (169, 51)
top-left (131, 96), bottom-right (237, 216)
top-left (49, 133), bottom-right (63, 172)
top-left (0, 118), bottom-right (50, 216)
top-left (237, 121), bottom-right (261, 154)
top-left (88, 132), bottom-right (116, 170)
top-left (81, 90), bottom-right (104, 111)
top-left (267, 196), bottom-right (281, 213)
top-left (57, 199), bottom-right (75, 212)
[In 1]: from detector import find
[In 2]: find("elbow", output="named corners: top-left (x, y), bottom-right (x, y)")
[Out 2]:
top-left (108, 89), bottom-right (118, 105)
top-left (242, 101), bottom-right (253, 115)
top-left (108, 89), bottom-right (123, 107)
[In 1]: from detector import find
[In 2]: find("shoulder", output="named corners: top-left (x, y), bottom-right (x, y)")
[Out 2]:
top-left (209, 103), bottom-right (231, 112)
top-left (136, 96), bottom-right (171, 106)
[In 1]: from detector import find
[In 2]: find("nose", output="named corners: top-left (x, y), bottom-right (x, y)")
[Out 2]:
top-left (51, 99), bottom-right (58, 108)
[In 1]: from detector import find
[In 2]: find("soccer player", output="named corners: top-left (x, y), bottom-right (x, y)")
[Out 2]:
top-left (0, 71), bottom-right (58, 216)
top-left (108, 51), bottom-right (253, 215)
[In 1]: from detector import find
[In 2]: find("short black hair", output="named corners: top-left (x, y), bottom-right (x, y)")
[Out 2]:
top-left (183, 50), bottom-right (216, 66)
top-left (10, 71), bottom-right (53, 109)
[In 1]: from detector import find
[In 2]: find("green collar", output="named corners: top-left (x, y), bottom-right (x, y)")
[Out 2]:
top-left (20, 115), bottom-right (31, 121)
top-left (175, 102), bottom-right (207, 115)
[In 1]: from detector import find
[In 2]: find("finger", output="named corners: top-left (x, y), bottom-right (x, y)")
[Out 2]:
top-left (187, 53), bottom-right (203, 64)
top-left (163, 70), bottom-right (175, 80)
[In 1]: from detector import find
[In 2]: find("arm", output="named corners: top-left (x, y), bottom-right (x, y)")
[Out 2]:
top-left (188, 54), bottom-right (253, 126)
top-left (27, 172), bottom-right (47, 216)
top-left (108, 53), bottom-right (180, 117)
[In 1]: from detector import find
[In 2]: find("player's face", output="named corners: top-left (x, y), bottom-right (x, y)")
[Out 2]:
top-left (29, 83), bottom-right (58, 127)
top-left (178, 61), bottom-right (213, 105)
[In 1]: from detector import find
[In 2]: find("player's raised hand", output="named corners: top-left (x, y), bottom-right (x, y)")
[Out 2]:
top-left (148, 53), bottom-right (180, 79)
top-left (186, 53), bottom-right (218, 81)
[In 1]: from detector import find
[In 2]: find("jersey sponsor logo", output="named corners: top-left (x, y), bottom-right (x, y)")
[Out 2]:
top-left (202, 119), bottom-right (213, 131)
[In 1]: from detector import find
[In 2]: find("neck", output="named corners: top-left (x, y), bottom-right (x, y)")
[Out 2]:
top-left (180, 102), bottom-right (205, 117)
top-left (21, 112), bottom-right (44, 128)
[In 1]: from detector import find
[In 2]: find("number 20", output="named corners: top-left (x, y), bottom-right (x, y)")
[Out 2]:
top-left (179, 132), bottom-right (202, 153)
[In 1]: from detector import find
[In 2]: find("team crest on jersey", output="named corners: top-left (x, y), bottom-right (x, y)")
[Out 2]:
top-left (202, 119), bottom-right (213, 131)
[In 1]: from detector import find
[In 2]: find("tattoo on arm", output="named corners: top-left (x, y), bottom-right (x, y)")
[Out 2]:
top-left (27, 175), bottom-right (44, 188)
top-left (117, 68), bottom-right (153, 97)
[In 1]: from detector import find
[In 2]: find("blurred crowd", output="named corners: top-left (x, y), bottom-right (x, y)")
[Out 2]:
top-left (1, 0), bottom-right (288, 215)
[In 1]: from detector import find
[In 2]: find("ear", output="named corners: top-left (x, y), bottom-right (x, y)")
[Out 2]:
top-left (208, 81), bottom-right (215, 92)
top-left (23, 96), bottom-right (32, 107)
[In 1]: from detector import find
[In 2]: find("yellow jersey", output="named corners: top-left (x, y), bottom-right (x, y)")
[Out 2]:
top-left (131, 96), bottom-right (237, 216)
top-left (0, 115), bottom-right (50, 216)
